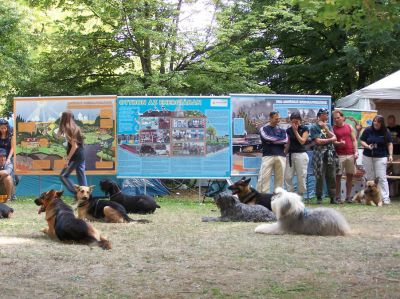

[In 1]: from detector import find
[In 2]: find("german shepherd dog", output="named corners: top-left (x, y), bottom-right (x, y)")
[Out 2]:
top-left (34, 189), bottom-right (111, 250)
top-left (74, 185), bottom-right (150, 223)
top-left (0, 203), bottom-right (13, 219)
top-left (99, 179), bottom-right (160, 214)
top-left (228, 177), bottom-right (273, 211)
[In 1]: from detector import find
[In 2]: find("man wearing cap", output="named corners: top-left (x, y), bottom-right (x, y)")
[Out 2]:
top-left (310, 108), bottom-right (339, 204)
top-left (257, 111), bottom-right (288, 193)
top-left (0, 148), bottom-right (14, 201)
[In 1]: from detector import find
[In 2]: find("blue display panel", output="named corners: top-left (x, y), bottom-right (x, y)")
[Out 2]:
top-left (117, 96), bottom-right (231, 178)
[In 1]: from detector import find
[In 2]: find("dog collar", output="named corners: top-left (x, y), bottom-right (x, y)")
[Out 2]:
top-left (77, 201), bottom-right (89, 208)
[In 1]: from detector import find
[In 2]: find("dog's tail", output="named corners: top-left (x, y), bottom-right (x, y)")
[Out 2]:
top-left (97, 236), bottom-right (112, 250)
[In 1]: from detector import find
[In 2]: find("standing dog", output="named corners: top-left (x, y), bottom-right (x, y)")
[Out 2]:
top-left (34, 189), bottom-right (111, 249)
top-left (202, 192), bottom-right (276, 222)
top-left (0, 203), bottom-right (13, 218)
top-left (228, 177), bottom-right (272, 211)
top-left (99, 179), bottom-right (160, 214)
top-left (255, 188), bottom-right (350, 236)
top-left (352, 178), bottom-right (382, 206)
top-left (74, 185), bottom-right (150, 223)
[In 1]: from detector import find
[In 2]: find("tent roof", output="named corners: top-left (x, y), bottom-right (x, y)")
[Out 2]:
top-left (336, 70), bottom-right (400, 109)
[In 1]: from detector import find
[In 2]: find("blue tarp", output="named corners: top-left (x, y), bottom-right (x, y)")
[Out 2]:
top-left (15, 175), bottom-right (169, 197)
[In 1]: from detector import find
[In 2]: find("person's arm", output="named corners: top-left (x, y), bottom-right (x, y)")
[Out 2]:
top-left (64, 137), bottom-right (78, 166)
top-left (350, 126), bottom-right (359, 159)
top-left (6, 140), bottom-right (14, 164)
top-left (388, 142), bottom-right (393, 163)
top-left (293, 126), bottom-right (309, 145)
top-left (314, 123), bottom-right (336, 145)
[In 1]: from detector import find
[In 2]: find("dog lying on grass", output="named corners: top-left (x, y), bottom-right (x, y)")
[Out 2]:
top-left (228, 177), bottom-right (272, 210)
top-left (74, 185), bottom-right (150, 223)
top-left (255, 188), bottom-right (350, 236)
top-left (202, 192), bottom-right (276, 222)
top-left (352, 178), bottom-right (382, 206)
top-left (34, 189), bottom-right (111, 250)
top-left (99, 179), bottom-right (160, 214)
top-left (0, 203), bottom-right (13, 219)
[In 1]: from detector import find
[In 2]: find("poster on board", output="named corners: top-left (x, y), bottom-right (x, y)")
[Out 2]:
top-left (231, 94), bottom-right (331, 176)
top-left (14, 96), bottom-right (117, 175)
top-left (117, 96), bottom-right (231, 178)
top-left (339, 109), bottom-right (377, 148)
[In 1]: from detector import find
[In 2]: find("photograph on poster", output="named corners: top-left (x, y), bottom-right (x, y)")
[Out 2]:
top-left (231, 94), bottom-right (331, 175)
top-left (14, 96), bottom-right (116, 174)
top-left (117, 96), bottom-right (231, 178)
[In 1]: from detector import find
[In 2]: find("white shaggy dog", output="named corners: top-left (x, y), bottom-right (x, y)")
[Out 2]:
top-left (255, 188), bottom-right (350, 236)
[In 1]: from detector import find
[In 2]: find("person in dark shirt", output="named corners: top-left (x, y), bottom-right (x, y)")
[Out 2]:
top-left (360, 115), bottom-right (393, 204)
top-left (256, 111), bottom-right (288, 193)
top-left (284, 112), bottom-right (309, 198)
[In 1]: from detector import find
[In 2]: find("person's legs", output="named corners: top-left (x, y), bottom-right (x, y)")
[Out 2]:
top-left (76, 161), bottom-right (87, 186)
top-left (315, 163), bottom-right (325, 203)
top-left (326, 161), bottom-right (337, 202)
top-left (335, 155), bottom-right (344, 200)
top-left (373, 157), bottom-right (390, 204)
top-left (293, 152), bottom-right (309, 196)
top-left (362, 155), bottom-right (374, 181)
top-left (3, 175), bottom-right (14, 200)
top-left (273, 156), bottom-right (286, 192)
top-left (284, 157), bottom-right (295, 192)
top-left (60, 161), bottom-right (78, 193)
top-left (257, 156), bottom-right (274, 193)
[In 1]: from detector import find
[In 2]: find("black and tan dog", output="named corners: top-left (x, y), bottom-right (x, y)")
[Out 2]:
top-left (99, 179), bottom-right (160, 214)
top-left (0, 202), bottom-right (13, 219)
top-left (34, 189), bottom-right (111, 250)
top-left (352, 178), bottom-right (383, 206)
top-left (74, 185), bottom-right (150, 223)
top-left (228, 177), bottom-right (272, 211)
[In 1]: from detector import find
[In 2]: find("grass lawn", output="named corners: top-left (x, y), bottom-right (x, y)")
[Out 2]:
top-left (1, 195), bottom-right (400, 298)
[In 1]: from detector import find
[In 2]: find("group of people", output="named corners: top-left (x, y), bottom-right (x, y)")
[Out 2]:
top-left (257, 109), bottom-right (394, 205)
top-left (0, 111), bottom-right (88, 202)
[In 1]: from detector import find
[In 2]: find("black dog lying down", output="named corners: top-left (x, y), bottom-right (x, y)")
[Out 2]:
top-left (0, 203), bottom-right (13, 218)
top-left (74, 185), bottom-right (150, 223)
top-left (202, 192), bottom-right (276, 222)
top-left (99, 179), bottom-right (160, 214)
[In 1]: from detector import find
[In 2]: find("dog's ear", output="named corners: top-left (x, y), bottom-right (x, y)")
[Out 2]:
top-left (373, 177), bottom-right (379, 186)
top-left (89, 185), bottom-right (95, 192)
top-left (56, 190), bottom-right (64, 197)
top-left (244, 178), bottom-right (251, 184)
top-left (274, 187), bottom-right (285, 194)
top-left (241, 176), bottom-right (246, 181)
top-left (74, 184), bottom-right (81, 192)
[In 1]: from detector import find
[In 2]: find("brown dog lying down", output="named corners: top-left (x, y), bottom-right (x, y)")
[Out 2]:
top-left (352, 178), bottom-right (382, 206)
top-left (34, 189), bottom-right (111, 250)
top-left (74, 185), bottom-right (150, 223)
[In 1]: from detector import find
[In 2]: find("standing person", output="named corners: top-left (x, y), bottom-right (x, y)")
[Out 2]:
top-left (360, 115), bottom-right (393, 205)
top-left (386, 114), bottom-right (400, 143)
top-left (257, 111), bottom-right (288, 193)
top-left (57, 111), bottom-right (87, 193)
top-left (284, 112), bottom-right (309, 198)
top-left (310, 108), bottom-right (339, 204)
top-left (333, 110), bottom-right (358, 203)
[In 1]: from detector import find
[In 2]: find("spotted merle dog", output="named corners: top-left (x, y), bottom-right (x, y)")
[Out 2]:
top-left (202, 192), bottom-right (276, 222)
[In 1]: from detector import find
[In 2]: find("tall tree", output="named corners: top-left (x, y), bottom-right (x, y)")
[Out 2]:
top-left (0, 1), bottom-right (34, 116)
top-left (215, 0), bottom-right (400, 100)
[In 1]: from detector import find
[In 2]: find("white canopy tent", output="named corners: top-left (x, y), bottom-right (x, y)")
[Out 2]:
top-left (336, 70), bottom-right (400, 110)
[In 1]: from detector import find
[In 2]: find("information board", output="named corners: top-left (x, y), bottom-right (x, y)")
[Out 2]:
top-left (231, 94), bottom-right (331, 176)
top-left (14, 96), bottom-right (117, 175)
top-left (117, 96), bottom-right (231, 178)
